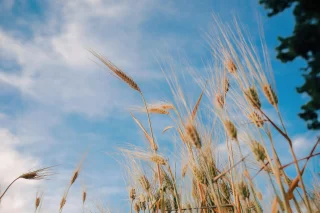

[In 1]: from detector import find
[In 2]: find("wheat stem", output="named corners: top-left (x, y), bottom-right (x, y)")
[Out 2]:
top-left (259, 109), bottom-right (312, 212)
top-left (0, 177), bottom-right (20, 201)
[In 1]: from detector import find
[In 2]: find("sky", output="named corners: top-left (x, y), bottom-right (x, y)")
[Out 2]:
top-left (0, 0), bottom-right (319, 212)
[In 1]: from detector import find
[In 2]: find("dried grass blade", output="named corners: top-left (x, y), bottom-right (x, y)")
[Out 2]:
top-left (131, 113), bottom-right (158, 151)
top-left (252, 161), bottom-right (271, 179)
top-left (213, 154), bottom-right (249, 182)
top-left (286, 138), bottom-right (319, 200)
top-left (162, 126), bottom-right (174, 133)
top-left (191, 81), bottom-right (207, 121)
top-left (281, 152), bottom-right (320, 170)
top-left (286, 176), bottom-right (300, 200)
top-left (271, 197), bottom-right (278, 213)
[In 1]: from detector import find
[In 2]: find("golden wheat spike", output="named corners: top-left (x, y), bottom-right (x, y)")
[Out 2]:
top-left (129, 187), bottom-right (136, 201)
top-left (148, 107), bottom-right (169, 114)
top-left (89, 50), bottom-right (141, 92)
top-left (185, 123), bottom-right (202, 149)
top-left (60, 196), bottom-right (66, 211)
top-left (224, 120), bottom-right (237, 140)
top-left (245, 87), bottom-right (261, 109)
top-left (82, 191), bottom-right (87, 204)
top-left (150, 154), bottom-right (167, 165)
top-left (263, 84), bottom-right (278, 107)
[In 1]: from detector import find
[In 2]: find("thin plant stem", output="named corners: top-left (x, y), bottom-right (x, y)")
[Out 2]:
top-left (139, 92), bottom-right (164, 213)
top-left (265, 128), bottom-right (292, 212)
top-left (225, 137), bottom-right (237, 210)
top-left (257, 127), bottom-right (291, 212)
top-left (167, 165), bottom-right (181, 213)
top-left (0, 177), bottom-right (20, 201)
top-left (236, 141), bottom-right (262, 213)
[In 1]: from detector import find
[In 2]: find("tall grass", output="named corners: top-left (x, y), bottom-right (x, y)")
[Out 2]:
top-left (103, 17), bottom-right (319, 213)
top-left (0, 16), bottom-right (319, 213)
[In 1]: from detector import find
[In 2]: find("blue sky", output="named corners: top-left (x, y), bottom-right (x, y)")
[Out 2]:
top-left (0, 0), bottom-right (319, 212)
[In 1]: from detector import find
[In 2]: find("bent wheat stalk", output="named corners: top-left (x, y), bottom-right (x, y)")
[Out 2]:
top-left (0, 166), bottom-right (54, 201)
top-left (89, 51), bottom-right (165, 212)
top-left (258, 108), bottom-right (312, 211)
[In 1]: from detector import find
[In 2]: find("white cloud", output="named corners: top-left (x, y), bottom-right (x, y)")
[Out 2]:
top-left (0, 128), bottom-right (40, 213)
top-left (292, 133), bottom-right (318, 158)
top-left (0, 129), bottom-right (39, 182)
top-left (0, 0), bottom-right (170, 118)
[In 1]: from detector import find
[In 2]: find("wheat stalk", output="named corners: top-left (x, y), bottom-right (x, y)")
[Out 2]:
top-left (0, 166), bottom-right (55, 201)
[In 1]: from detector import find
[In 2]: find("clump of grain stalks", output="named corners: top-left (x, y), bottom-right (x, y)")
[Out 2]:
top-left (86, 15), bottom-right (319, 213)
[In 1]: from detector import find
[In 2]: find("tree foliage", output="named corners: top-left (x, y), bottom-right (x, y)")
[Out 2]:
top-left (259, 0), bottom-right (320, 129)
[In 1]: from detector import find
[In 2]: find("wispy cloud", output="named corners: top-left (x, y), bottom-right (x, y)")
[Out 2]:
top-left (0, 128), bottom-right (40, 212)
top-left (292, 133), bottom-right (319, 158)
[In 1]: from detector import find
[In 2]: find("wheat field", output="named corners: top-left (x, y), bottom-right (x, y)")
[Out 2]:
top-left (0, 16), bottom-right (319, 213)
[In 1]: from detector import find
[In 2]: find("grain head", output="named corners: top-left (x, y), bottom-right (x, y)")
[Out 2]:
top-left (237, 181), bottom-right (250, 200)
top-left (191, 179), bottom-right (200, 201)
top-left (165, 198), bottom-right (172, 211)
top-left (162, 170), bottom-right (174, 192)
top-left (150, 154), bottom-right (167, 165)
top-left (182, 164), bottom-right (188, 178)
top-left (251, 141), bottom-right (266, 162)
top-left (224, 77), bottom-right (230, 94)
top-left (70, 171), bottom-right (78, 185)
top-left (215, 94), bottom-right (225, 109)
top-left (148, 107), bottom-right (169, 115)
top-left (19, 166), bottom-right (54, 180)
top-left (134, 202), bottom-right (140, 213)
top-left (185, 123), bottom-right (202, 149)
top-left (60, 197), bottom-right (66, 211)
top-left (226, 58), bottom-right (237, 74)
top-left (224, 120), bottom-right (237, 140)
top-left (160, 103), bottom-right (174, 110)
top-left (139, 195), bottom-right (146, 211)
top-left (245, 87), bottom-right (261, 109)
top-left (249, 111), bottom-right (264, 128)
top-left (35, 197), bottom-right (41, 210)
top-left (89, 50), bottom-right (141, 92)
top-left (82, 190), bottom-right (87, 204)
top-left (191, 165), bottom-right (207, 185)
top-left (129, 188), bottom-right (136, 201)
top-left (138, 176), bottom-right (150, 192)
top-left (263, 84), bottom-right (278, 107)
